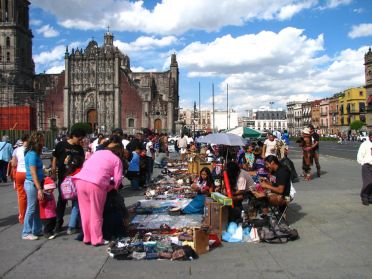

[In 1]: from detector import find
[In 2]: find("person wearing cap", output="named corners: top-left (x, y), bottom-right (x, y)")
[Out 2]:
top-left (357, 131), bottom-right (372, 206)
top-left (39, 177), bottom-right (57, 239)
top-left (299, 127), bottom-right (313, 180)
top-left (10, 134), bottom-right (30, 224)
top-left (308, 124), bottom-right (321, 177)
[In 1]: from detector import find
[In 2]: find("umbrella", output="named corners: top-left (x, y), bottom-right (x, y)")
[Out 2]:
top-left (226, 126), bottom-right (261, 138)
top-left (196, 133), bottom-right (245, 146)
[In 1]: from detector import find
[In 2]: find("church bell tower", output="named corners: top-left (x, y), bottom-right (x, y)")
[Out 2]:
top-left (0, 0), bottom-right (34, 106)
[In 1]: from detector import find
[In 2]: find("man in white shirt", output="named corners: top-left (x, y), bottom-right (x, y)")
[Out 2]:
top-left (357, 131), bottom-right (372, 206)
top-left (177, 134), bottom-right (188, 160)
top-left (262, 133), bottom-right (278, 158)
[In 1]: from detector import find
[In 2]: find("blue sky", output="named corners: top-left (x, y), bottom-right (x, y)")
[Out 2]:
top-left (30, 0), bottom-right (372, 112)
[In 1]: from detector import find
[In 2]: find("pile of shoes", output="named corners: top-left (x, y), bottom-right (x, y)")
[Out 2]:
top-left (107, 232), bottom-right (199, 261)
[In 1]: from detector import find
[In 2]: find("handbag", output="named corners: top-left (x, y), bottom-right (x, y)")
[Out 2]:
top-left (60, 176), bottom-right (77, 200)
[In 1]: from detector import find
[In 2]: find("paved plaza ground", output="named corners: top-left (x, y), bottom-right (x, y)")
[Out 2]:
top-left (0, 146), bottom-right (371, 279)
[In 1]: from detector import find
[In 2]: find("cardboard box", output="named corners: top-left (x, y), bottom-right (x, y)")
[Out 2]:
top-left (193, 228), bottom-right (210, 255)
top-left (203, 199), bottom-right (229, 238)
top-left (211, 192), bottom-right (233, 206)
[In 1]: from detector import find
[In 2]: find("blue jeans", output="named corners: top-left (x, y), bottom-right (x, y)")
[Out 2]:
top-left (131, 178), bottom-right (140, 190)
top-left (22, 180), bottom-right (42, 236)
top-left (68, 199), bottom-right (80, 229)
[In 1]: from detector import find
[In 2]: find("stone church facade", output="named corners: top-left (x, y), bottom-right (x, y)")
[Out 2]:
top-left (40, 31), bottom-right (179, 134)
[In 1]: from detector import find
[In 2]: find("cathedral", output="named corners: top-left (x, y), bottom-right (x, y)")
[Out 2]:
top-left (1, 0), bottom-right (179, 134)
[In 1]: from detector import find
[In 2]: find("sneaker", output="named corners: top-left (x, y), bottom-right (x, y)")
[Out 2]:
top-left (66, 228), bottom-right (76, 235)
top-left (22, 234), bottom-right (39, 240)
top-left (48, 234), bottom-right (57, 240)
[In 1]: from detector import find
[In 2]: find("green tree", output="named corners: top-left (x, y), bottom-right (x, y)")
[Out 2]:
top-left (70, 122), bottom-right (93, 135)
top-left (350, 120), bottom-right (364, 131)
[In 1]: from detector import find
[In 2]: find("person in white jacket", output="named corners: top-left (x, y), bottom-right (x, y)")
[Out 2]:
top-left (357, 131), bottom-right (372, 206)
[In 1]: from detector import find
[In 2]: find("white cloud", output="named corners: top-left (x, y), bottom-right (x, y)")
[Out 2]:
top-left (178, 27), bottom-right (325, 76)
top-left (353, 8), bottom-right (364, 13)
top-left (114, 36), bottom-right (177, 53)
top-left (30, 0), bottom-right (343, 35)
top-left (177, 27), bottom-right (367, 110)
top-left (36, 24), bottom-right (60, 38)
top-left (33, 41), bottom-right (87, 73)
top-left (324, 0), bottom-right (352, 8)
top-left (130, 66), bottom-right (158, 72)
top-left (46, 65), bottom-right (65, 74)
top-left (33, 45), bottom-right (65, 64)
top-left (30, 19), bottom-right (42, 26)
top-left (348, 23), bottom-right (372, 39)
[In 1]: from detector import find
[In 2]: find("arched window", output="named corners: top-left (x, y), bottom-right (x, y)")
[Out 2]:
top-left (128, 118), bottom-right (134, 128)
top-left (6, 37), bottom-right (10, 48)
top-left (6, 52), bottom-right (10, 62)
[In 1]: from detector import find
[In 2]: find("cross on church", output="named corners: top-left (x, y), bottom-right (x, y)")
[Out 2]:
top-left (106, 25), bottom-right (110, 33)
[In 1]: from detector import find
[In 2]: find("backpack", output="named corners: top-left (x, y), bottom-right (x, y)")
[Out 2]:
top-left (258, 220), bottom-right (299, 244)
top-left (60, 176), bottom-right (77, 200)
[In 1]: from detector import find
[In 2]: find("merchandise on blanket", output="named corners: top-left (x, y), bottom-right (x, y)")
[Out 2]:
top-left (135, 199), bottom-right (192, 215)
top-left (131, 214), bottom-right (203, 230)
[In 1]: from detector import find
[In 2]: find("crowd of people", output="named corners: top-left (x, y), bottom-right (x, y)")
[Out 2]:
top-left (10, 122), bottom-right (372, 245)
top-left (0, 128), bottom-right (174, 244)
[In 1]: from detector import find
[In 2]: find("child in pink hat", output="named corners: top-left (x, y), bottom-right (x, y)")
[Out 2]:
top-left (39, 177), bottom-right (57, 239)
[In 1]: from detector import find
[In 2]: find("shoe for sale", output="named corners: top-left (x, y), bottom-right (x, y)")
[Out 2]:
top-left (22, 234), bottom-right (39, 240)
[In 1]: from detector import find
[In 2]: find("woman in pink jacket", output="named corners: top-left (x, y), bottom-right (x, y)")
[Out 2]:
top-left (73, 144), bottom-right (124, 246)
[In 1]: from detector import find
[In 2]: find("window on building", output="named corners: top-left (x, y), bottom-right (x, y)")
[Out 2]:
top-left (6, 37), bottom-right (10, 48)
top-left (0, 46), bottom-right (2, 62)
top-left (360, 115), bottom-right (366, 122)
top-left (6, 52), bottom-right (10, 62)
top-left (360, 91), bottom-right (363, 96)
top-left (128, 118), bottom-right (135, 128)
top-left (359, 102), bottom-right (365, 113)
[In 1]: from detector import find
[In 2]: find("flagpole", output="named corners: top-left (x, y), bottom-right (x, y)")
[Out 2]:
top-left (227, 83), bottom-right (229, 130)
top-left (212, 83), bottom-right (215, 133)
top-left (199, 81), bottom-right (201, 129)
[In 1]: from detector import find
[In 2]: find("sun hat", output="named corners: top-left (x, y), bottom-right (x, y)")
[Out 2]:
top-left (302, 127), bottom-right (311, 135)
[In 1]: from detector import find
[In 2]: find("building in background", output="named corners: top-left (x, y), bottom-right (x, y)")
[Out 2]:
top-left (35, 33), bottom-right (179, 134)
top-left (311, 100), bottom-right (321, 131)
top-left (286, 101), bottom-right (305, 135)
top-left (365, 48), bottom-right (372, 128)
top-left (1, 1), bottom-right (179, 133)
top-left (179, 109), bottom-right (211, 132)
top-left (302, 101), bottom-right (312, 128)
top-left (319, 99), bottom-right (330, 135)
top-left (338, 87), bottom-right (366, 132)
top-left (328, 96), bottom-right (339, 134)
top-left (0, 0), bottom-right (36, 130)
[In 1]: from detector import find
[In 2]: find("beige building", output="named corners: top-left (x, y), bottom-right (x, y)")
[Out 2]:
top-left (365, 48), bottom-right (372, 128)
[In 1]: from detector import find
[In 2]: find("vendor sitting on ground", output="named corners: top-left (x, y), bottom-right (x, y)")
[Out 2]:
top-left (183, 167), bottom-right (215, 214)
top-left (225, 161), bottom-right (256, 221)
top-left (253, 155), bottom-right (291, 208)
